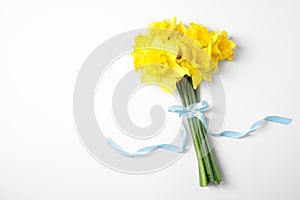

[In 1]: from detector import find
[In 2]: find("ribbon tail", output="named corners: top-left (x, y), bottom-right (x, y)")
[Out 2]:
top-left (107, 126), bottom-right (188, 157)
top-left (210, 115), bottom-right (293, 139)
top-left (107, 138), bottom-right (144, 157)
top-left (264, 116), bottom-right (293, 125)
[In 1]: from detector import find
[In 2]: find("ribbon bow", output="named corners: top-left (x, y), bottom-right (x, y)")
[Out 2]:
top-left (168, 100), bottom-right (209, 129)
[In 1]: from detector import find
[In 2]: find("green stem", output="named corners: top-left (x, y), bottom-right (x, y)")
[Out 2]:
top-left (176, 82), bottom-right (208, 186)
top-left (177, 77), bottom-right (222, 186)
top-left (185, 79), bottom-right (215, 185)
top-left (199, 121), bottom-right (222, 184)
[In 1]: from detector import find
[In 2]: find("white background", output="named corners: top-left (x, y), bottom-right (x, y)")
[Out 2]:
top-left (1, 0), bottom-right (300, 199)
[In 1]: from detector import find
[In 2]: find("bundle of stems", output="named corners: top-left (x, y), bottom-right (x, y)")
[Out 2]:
top-left (176, 76), bottom-right (222, 186)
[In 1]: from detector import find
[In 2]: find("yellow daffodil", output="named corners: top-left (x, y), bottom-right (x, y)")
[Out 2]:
top-left (132, 32), bottom-right (187, 93)
top-left (211, 31), bottom-right (236, 65)
top-left (132, 17), bottom-right (236, 93)
top-left (186, 23), bottom-right (212, 48)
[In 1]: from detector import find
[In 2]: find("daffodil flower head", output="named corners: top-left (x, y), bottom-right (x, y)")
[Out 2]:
top-left (132, 17), bottom-right (236, 93)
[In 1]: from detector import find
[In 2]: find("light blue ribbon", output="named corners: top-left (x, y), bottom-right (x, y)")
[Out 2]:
top-left (168, 101), bottom-right (293, 138)
top-left (107, 125), bottom-right (188, 157)
top-left (168, 101), bottom-right (210, 129)
top-left (108, 100), bottom-right (292, 157)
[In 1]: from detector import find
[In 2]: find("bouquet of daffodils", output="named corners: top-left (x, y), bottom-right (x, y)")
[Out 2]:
top-left (132, 17), bottom-right (235, 186)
